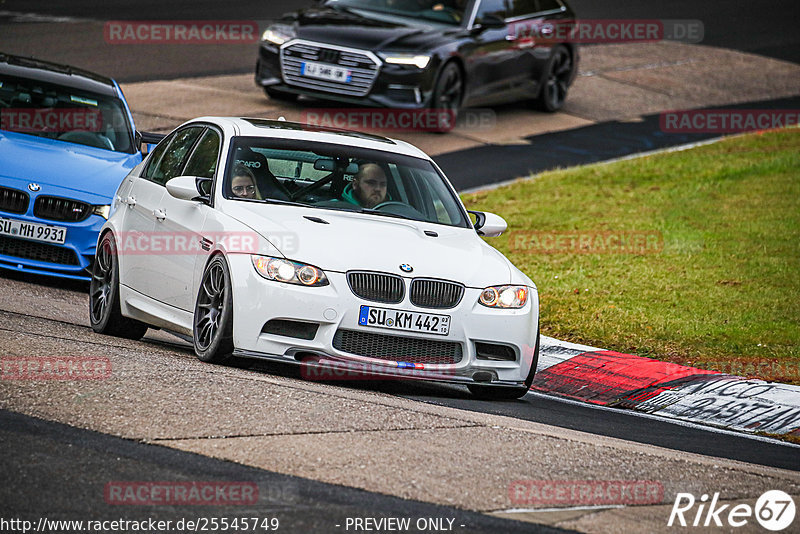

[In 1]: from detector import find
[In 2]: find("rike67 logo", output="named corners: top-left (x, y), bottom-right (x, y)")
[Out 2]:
top-left (668, 490), bottom-right (795, 530)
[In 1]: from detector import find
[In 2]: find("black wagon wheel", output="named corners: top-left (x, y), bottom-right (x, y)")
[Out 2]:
top-left (193, 255), bottom-right (236, 364)
top-left (89, 232), bottom-right (148, 340)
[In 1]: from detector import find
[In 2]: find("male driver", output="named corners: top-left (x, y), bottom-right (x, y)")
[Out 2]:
top-left (341, 163), bottom-right (388, 209)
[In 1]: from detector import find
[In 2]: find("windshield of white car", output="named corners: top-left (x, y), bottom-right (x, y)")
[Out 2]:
top-left (225, 137), bottom-right (470, 229)
top-left (324, 0), bottom-right (466, 25)
top-left (0, 75), bottom-right (134, 152)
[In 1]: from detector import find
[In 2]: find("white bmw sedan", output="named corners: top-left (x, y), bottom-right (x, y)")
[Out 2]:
top-left (90, 117), bottom-right (539, 399)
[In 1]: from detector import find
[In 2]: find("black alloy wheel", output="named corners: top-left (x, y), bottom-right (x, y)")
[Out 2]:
top-left (430, 62), bottom-right (463, 132)
top-left (535, 45), bottom-right (573, 112)
top-left (89, 232), bottom-right (148, 340)
top-left (193, 255), bottom-right (236, 364)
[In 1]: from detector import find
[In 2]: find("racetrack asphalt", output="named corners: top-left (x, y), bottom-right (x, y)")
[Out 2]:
top-left (1, 0), bottom-right (798, 80)
top-left (435, 95), bottom-right (800, 191)
top-left (1, 271), bottom-right (798, 532)
top-left (2, 409), bottom-right (570, 534)
top-left (2, 3), bottom-right (798, 191)
top-left (2, 4), bottom-right (800, 531)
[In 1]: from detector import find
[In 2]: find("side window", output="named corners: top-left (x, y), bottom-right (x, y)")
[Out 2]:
top-left (508, 0), bottom-right (537, 18)
top-left (147, 127), bottom-right (203, 186)
top-left (388, 165), bottom-right (409, 203)
top-left (536, 0), bottom-right (562, 11)
top-left (475, 0), bottom-right (508, 22)
top-left (141, 132), bottom-right (175, 180)
top-left (183, 129), bottom-right (221, 179)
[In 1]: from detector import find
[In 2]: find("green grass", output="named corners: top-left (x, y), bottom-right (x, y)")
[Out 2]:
top-left (461, 129), bottom-right (800, 383)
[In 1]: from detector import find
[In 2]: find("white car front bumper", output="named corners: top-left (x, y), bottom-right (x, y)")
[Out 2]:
top-left (227, 254), bottom-right (539, 387)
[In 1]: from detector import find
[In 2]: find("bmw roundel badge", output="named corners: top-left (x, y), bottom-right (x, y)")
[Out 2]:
top-left (399, 264), bottom-right (413, 273)
top-left (28, 183), bottom-right (41, 192)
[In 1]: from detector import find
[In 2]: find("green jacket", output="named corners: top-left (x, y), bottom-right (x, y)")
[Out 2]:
top-left (340, 183), bottom-right (361, 207)
top-left (340, 183), bottom-right (390, 207)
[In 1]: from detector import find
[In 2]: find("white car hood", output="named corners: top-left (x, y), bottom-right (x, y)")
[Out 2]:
top-left (226, 203), bottom-right (518, 288)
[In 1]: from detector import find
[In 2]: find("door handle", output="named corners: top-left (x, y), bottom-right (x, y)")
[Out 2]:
top-left (119, 195), bottom-right (136, 208)
top-left (153, 209), bottom-right (167, 222)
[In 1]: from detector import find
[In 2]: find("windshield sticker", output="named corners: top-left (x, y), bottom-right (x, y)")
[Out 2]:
top-left (70, 95), bottom-right (98, 107)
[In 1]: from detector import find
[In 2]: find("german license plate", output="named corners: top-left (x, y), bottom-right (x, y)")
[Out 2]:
top-left (358, 306), bottom-right (450, 336)
top-left (301, 61), bottom-right (352, 83)
top-left (0, 217), bottom-right (67, 245)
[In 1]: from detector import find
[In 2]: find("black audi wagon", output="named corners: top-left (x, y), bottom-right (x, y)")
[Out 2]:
top-left (255, 0), bottom-right (579, 114)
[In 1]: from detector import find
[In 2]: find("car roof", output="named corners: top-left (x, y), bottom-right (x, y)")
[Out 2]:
top-left (188, 117), bottom-right (432, 160)
top-left (0, 53), bottom-right (119, 97)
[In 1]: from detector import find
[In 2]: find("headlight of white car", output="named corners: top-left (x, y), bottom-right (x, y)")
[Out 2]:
top-left (479, 285), bottom-right (528, 309)
top-left (252, 256), bottom-right (329, 287)
top-left (261, 25), bottom-right (295, 46)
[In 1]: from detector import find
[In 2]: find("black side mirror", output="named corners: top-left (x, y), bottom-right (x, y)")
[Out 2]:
top-left (195, 177), bottom-right (213, 204)
top-left (136, 131), bottom-right (166, 156)
top-left (468, 210), bottom-right (486, 230)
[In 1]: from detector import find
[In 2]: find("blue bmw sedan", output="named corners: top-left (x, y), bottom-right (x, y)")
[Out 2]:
top-left (0, 53), bottom-right (147, 280)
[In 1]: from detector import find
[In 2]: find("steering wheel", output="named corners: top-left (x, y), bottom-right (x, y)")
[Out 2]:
top-left (58, 130), bottom-right (115, 150)
top-left (372, 201), bottom-right (427, 220)
top-left (373, 201), bottom-right (409, 210)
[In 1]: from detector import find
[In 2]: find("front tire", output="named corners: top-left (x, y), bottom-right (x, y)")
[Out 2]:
top-left (467, 384), bottom-right (530, 400)
top-left (89, 232), bottom-right (148, 340)
top-left (193, 255), bottom-right (236, 364)
top-left (534, 45), bottom-right (573, 112)
top-left (429, 62), bottom-right (463, 133)
top-left (264, 87), bottom-right (298, 103)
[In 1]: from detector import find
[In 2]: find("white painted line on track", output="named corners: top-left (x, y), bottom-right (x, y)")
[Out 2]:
top-left (0, 10), bottom-right (90, 23)
top-left (493, 504), bottom-right (625, 514)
